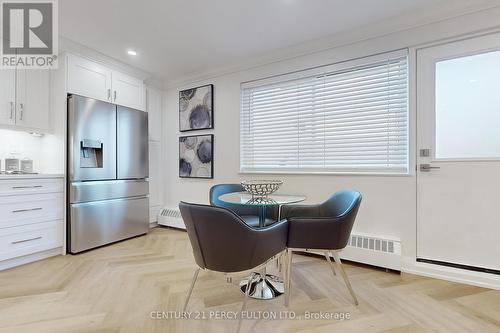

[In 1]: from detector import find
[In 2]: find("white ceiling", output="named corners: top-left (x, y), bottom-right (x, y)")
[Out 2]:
top-left (60, 0), bottom-right (499, 82)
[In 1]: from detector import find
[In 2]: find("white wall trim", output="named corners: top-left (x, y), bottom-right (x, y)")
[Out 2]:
top-left (0, 248), bottom-right (62, 271)
top-left (402, 257), bottom-right (500, 290)
top-left (60, 37), bottom-right (163, 83)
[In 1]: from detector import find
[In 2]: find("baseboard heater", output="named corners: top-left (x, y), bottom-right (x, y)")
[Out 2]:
top-left (417, 258), bottom-right (500, 276)
top-left (158, 207), bottom-right (185, 229)
top-left (309, 233), bottom-right (402, 271)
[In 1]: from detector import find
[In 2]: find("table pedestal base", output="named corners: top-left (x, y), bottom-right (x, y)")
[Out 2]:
top-left (239, 273), bottom-right (284, 300)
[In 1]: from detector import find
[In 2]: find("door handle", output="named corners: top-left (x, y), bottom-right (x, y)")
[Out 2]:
top-left (11, 185), bottom-right (43, 189)
top-left (114, 90), bottom-right (117, 101)
top-left (12, 207), bottom-right (43, 213)
top-left (9, 101), bottom-right (14, 119)
top-left (107, 89), bottom-right (111, 100)
top-left (12, 236), bottom-right (42, 244)
top-left (420, 164), bottom-right (440, 172)
top-left (19, 103), bottom-right (24, 120)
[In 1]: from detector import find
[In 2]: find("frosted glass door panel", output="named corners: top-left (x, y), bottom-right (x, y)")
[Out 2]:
top-left (435, 50), bottom-right (500, 159)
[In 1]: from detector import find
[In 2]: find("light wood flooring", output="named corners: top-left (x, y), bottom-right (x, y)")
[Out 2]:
top-left (0, 227), bottom-right (499, 333)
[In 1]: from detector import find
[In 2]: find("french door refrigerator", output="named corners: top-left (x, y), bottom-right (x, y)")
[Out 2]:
top-left (67, 95), bottom-right (149, 253)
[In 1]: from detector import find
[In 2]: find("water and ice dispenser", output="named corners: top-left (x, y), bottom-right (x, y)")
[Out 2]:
top-left (80, 139), bottom-right (103, 168)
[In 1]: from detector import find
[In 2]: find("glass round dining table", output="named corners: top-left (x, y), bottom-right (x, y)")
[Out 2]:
top-left (218, 191), bottom-right (306, 300)
top-left (218, 192), bottom-right (306, 227)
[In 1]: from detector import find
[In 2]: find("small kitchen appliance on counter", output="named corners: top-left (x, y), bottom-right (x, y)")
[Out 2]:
top-left (20, 159), bottom-right (34, 173)
top-left (5, 158), bottom-right (20, 173)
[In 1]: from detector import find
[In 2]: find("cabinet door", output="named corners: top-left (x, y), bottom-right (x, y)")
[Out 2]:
top-left (146, 87), bottom-right (162, 141)
top-left (67, 54), bottom-right (112, 102)
top-left (16, 69), bottom-right (51, 131)
top-left (0, 69), bottom-right (16, 126)
top-left (112, 71), bottom-right (144, 110)
top-left (149, 141), bottom-right (161, 208)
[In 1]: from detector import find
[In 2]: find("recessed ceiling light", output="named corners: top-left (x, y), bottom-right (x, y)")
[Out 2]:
top-left (127, 50), bottom-right (137, 56)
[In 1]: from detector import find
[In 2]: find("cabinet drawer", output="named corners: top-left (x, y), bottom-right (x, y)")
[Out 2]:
top-left (0, 221), bottom-right (63, 261)
top-left (0, 193), bottom-right (64, 228)
top-left (0, 178), bottom-right (63, 196)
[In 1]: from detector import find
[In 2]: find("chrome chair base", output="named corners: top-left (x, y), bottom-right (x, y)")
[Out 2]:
top-left (239, 273), bottom-right (284, 300)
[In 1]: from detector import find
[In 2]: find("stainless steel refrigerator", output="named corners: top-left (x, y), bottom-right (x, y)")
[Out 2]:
top-left (67, 95), bottom-right (149, 253)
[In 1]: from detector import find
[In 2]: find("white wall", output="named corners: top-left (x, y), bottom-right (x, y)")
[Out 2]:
top-left (163, 8), bottom-right (500, 270)
top-left (0, 129), bottom-right (61, 174)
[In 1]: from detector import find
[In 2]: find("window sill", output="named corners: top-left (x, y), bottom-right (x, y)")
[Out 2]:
top-left (238, 170), bottom-right (413, 177)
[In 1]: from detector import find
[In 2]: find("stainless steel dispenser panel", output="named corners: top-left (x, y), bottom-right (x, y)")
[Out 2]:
top-left (69, 196), bottom-right (149, 253)
top-left (68, 95), bottom-right (117, 181)
top-left (117, 106), bottom-right (149, 179)
top-left (70, 180), bottom-right (149, 204)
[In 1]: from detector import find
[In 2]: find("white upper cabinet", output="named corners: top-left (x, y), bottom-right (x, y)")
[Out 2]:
top-left (67, 54), bottom-right (145, 110)
top-left (146, 87), bottom-right (162, 141)
top-left (112, 71), bottom-right (144, 110)
top-left (67, 54), bottom-right (112, 102)
top-left (0, 69), bottom-right (16, 126)
top-left (0, 68), bottom-right (50, 132)
top-left (16, 69), bottom-right (51, 131)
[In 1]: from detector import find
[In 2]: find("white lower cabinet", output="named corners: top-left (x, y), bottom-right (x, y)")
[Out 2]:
top-left (0, 221), bottom-right (63, 261)
top-left (0, 192), bottom-right (64, 229)
top-left (0, 177), bottom-right (64, 267)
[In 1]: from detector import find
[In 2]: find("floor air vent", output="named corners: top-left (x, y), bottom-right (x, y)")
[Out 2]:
top-left (158, 207), bottom-right (185, 229)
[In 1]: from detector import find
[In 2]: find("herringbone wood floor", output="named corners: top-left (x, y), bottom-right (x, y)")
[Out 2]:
top-left (0, 227), bottom-right (499, 333)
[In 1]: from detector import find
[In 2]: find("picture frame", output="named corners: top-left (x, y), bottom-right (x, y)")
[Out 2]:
top-left (179, 134), bottom-right (214, 179)
top-left (179, 84), bottom-right (214, 132)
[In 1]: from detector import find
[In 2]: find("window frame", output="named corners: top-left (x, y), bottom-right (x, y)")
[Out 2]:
top-left (239, 49), bottom-right (410, 175)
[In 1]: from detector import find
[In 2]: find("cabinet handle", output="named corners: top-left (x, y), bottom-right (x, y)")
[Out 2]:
top-left (11, 185), bottom-right (43, 189)
top-left (19, 103), bottom-right (24, 120)
top-left (107, 89), bottom-right (111, 100)
top-left (12, 236), bottom-right (42, 244)
top-left (114, 90), bottom-right (117, 101)
top-left (12, 207), bottom-right (43, 213)
top-left (9, 101), bottom-right (14, 119)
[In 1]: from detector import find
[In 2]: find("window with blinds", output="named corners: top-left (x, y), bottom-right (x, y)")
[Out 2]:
top-left (240, 50), bottom-right (408, 174)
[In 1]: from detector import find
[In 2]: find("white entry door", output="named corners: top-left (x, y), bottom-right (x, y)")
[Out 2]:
top-left (417, 33), bottom-right (500, 273)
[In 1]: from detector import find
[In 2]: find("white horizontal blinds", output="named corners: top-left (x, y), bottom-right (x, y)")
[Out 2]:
top-left (241, 51), bottom-right (408, 173)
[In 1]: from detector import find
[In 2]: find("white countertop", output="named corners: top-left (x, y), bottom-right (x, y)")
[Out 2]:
top-left (0, 174), bottom-right (64, 180)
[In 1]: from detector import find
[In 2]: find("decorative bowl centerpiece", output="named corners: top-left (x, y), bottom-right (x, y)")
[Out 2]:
top-left (241, 180), bottom-right (283, 197)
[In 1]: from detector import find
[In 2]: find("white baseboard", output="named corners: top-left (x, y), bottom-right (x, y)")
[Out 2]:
top-left (341, 246), bottom-right (401, 270)
top-left (0, 247), bottom-right (62, 271)
top-left (402, 257), bottom-right (500, 290)
top-left (149, 222), bottom-right (158, 229)
top-left (307, 246), bottom-right (401, 271)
